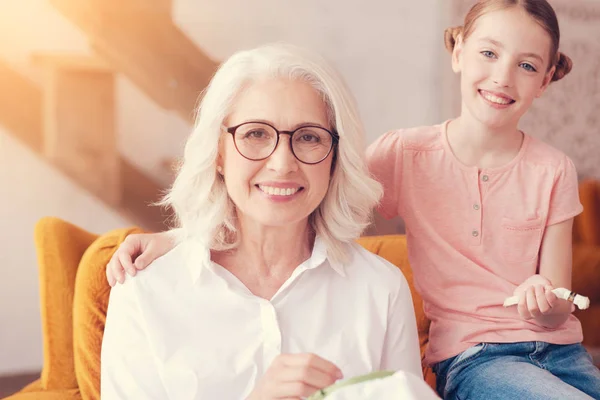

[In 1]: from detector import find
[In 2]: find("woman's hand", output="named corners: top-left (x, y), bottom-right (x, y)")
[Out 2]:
top-left (513, 274), bottom-right (559, 320)
top-left (106, 231), bottom-right (176, 286)
top-left (247, 353), bottom-right (343, 400)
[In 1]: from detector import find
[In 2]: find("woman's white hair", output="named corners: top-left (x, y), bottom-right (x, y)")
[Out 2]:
top-left (161, 43), bottom-right (382, 263)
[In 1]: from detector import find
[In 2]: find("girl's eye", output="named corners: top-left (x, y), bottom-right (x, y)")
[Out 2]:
top-left (520, 63), bottom-right (537, 72)
top-left (481, 50), bottom-right (496, 59)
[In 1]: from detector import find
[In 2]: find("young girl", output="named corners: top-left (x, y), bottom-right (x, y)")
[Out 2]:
top-left (106, 1), bottom-right (600, 398)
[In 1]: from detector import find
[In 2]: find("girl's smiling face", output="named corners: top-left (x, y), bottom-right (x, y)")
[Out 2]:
top-left (453, 6), bottom-right (556, 130)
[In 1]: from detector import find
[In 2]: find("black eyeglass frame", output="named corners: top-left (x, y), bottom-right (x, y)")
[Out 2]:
top-left (225, 121), bottom-right (339, 165)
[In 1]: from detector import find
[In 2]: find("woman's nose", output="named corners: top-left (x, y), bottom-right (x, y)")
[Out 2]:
top-left (266, 134), bottom-right (299, 173)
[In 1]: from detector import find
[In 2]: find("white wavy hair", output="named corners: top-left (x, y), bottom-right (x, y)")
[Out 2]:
top-left (161, 43), bottom-right (382, 263)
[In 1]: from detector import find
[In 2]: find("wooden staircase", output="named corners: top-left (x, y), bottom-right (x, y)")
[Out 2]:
top-left (49, 0), bottom-right (218, 123)
top-left (0, 58), bottom-right (168, 231)
top-left (0, 1), bottom-right (219, 230)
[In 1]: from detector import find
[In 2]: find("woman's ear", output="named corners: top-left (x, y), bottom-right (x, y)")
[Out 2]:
top-left (537, 66), bottom-right (555, 98)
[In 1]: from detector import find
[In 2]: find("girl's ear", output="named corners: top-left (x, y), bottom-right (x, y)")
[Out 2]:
top-left (537, 65), bottom-right (555, 98)
top-left (451, 34), bottom-right (464, 74)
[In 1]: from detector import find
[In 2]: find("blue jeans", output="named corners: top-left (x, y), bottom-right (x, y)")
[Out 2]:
top-left (433, 342), bottom-right (600, 400)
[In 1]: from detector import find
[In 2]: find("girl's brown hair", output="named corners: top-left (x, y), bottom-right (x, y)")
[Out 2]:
top-left (444, 0), bottom-right (572, 82)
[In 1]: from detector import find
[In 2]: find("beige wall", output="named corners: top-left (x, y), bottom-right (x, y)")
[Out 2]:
top-left (174, 0), bottom-right (448, 143)
top-left (0, 130), bottom-right (130, 374)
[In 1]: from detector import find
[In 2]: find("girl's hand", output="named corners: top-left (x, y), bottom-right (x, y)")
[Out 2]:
top-left (106, 231), bottom-right (176, 286)
top-left (246, 353), bottom-right (343, 400)
top-left (513, 274), bottom-right (559, 320)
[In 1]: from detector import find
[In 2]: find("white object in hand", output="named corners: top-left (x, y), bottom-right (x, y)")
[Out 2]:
top-left (326, 371), bottom-right (440, 400)
top-left (503, 287), bottom-right (590, 310)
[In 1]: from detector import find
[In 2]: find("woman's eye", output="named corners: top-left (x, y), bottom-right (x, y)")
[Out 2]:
top-left (246, 130), bottom-right (266, 138)
top-left (520, 63), bottom-right (537, 72)
top-left (481, 50), bottom-right (496, 59)
top-left (300, 134), bottom-right (319, 142)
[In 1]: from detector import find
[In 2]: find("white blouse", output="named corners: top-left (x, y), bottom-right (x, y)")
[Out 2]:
top-left (101, 237), bottom-right (421, 399)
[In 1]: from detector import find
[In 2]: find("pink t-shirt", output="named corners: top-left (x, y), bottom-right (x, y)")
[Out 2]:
top-left (367, 120), bottom-right (584, 365)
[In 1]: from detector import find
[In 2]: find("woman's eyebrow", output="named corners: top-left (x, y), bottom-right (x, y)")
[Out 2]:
top-left (236, 119), bottom-right (329, 130)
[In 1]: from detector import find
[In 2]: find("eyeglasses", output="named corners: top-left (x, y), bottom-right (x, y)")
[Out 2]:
top-left (225, 121), bottom-right (338, 165)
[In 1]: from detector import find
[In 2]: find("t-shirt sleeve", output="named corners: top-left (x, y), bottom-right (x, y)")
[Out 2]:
top-left (366, 131), bottom-right (404, 219)
top-left (546, 156), bottom-right (583, 226)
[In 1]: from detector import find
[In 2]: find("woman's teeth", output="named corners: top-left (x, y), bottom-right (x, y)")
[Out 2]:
top-left (258, 185), bottom-right (300, 196)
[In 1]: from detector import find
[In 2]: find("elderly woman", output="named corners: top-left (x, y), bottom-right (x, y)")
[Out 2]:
top-left (101, 44), bottom-right (421, 399)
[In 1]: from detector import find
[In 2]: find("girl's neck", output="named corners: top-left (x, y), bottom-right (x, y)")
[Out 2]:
top-left (447, 113), bottom-right (524, 169)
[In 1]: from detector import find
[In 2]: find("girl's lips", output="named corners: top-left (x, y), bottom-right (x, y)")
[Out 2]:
top-left (479, 89), bottom-right (515, 104)
top-left (478, 89), bottom-right (516, 108)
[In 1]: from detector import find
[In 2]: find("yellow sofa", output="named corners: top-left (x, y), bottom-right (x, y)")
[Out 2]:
top-left (572, 179), bottom-right (600, 350)
top-left (5, 178), bottom-right (600, 398)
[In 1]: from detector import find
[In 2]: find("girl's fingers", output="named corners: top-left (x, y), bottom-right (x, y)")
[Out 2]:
top-left (517, 290), bottom-right (530, 319)
top-left (526, 286), bottom-right (540, 318)
top-left (535, 285), bottom-right (551, 314)
top-left (544, 286), bottom-right (558, 308)
top-left (109, 254), bottom-right (126, 284)
top-left (106, 259), bottom-right (117, 287)
top-left (115, 240), bottom-right (137, 276)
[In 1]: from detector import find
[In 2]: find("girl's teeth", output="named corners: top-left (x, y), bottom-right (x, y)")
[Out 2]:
top-left (482, 92), bottom-right (512, 105)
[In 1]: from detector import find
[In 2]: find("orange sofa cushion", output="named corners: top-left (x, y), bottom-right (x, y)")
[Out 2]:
top-left (72, 227), bottom-right (144, 400)
top-left (33, 217), bottom-right (98, 391)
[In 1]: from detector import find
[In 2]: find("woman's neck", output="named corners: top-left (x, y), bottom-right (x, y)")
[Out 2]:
top-left (212, 217), bottom-right (314, 299)
top-left (447, 112), bottom-right (524, 169)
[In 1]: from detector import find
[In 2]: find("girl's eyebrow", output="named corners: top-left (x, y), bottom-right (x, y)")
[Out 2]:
top-left (478, 37), bottom-right (545, 63)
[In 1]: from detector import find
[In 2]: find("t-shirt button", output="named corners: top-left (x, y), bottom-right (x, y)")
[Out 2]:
top-left (472, 230), bottom-right (479, 237)
top-left (473, 204), bottom-right (480, 210)
top-left (481, 175), bottom-right (489, 182)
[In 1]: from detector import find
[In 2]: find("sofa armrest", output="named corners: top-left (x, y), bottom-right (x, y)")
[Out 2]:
top-left (34, 217), bottom-right (98, 390)
top-left (575, 179), bottom-right (600, 246)
top-left (73, 227), bottom-right (146, 400)
top-left (572, 243), bottom-right (600, 303)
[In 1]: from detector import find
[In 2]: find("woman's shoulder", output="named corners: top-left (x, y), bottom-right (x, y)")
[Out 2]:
top-left (112, 242), bottom-right (191, 296)
top-left (342, 241), bottom-right (410, 292)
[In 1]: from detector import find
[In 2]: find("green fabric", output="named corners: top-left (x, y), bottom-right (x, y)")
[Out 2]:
top-left (307, 371), bottom-right (395, 399)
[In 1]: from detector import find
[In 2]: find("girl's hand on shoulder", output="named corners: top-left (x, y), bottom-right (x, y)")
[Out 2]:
top-left (513, 274), bottom-right (558, 320)
top-left (106, 231), bottom-right (177, 287)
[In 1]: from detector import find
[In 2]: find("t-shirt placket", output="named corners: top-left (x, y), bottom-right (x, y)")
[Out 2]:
top-left (470, 170), bottom-right (487, 245)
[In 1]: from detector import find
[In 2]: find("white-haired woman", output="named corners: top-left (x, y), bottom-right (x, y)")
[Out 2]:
top-left (101, 43), bottom-right (421, 399)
